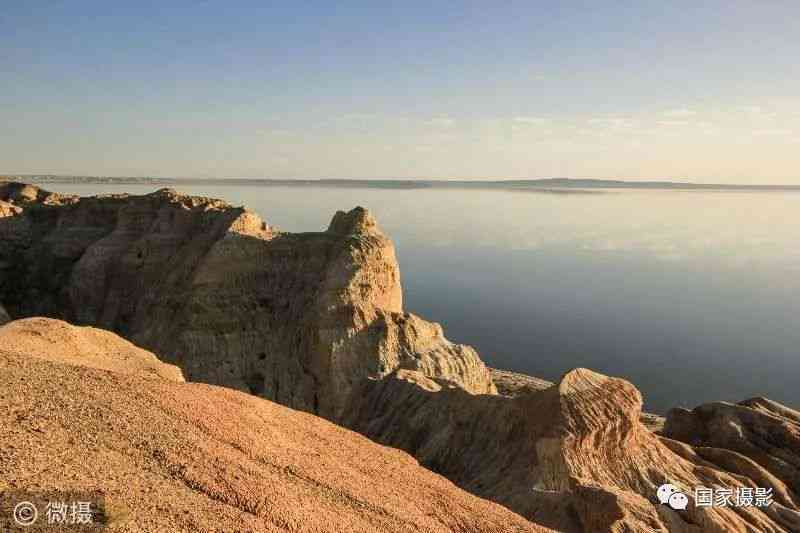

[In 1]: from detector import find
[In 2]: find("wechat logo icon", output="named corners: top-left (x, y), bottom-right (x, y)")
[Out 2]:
top-left (657, 483), bottom-right (689, 510)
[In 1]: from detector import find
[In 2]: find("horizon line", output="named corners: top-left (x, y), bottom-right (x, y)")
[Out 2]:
top-left (6, 174), bottom-right (800, 191)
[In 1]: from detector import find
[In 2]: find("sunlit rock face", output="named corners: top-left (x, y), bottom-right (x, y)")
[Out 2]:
top-left (663, 397), bottom-right (800, 509)
top-left (0, 182), bottom-right (494, 420)
top-left (346, 367), bottom-right (800, 532)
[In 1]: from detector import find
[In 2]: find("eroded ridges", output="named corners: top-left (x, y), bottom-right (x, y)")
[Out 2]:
top-left (663, 397), bottom-right (800, 508)
top-left (346, 367), bottom-right (800, 532)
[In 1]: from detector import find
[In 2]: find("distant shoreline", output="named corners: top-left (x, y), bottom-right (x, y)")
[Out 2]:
top-left (6, 175), bottom-right (800, 192)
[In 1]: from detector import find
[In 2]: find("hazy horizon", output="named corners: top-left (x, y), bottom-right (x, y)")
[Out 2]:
top-left (3, 2), bottom-right (800, 183)
top-left (8, 174), bottom-right (800, 190)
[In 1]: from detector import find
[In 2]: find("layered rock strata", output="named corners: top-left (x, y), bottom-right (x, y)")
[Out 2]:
top-left (663, 398), bottom-right (800, 510)
top-left (0, 182), bottom-right (494, 421)
top-left (346, 368), bottom-right (800, 532)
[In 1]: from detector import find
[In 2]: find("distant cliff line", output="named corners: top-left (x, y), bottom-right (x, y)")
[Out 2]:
top-left (7, 175), bottom-right (800, 191)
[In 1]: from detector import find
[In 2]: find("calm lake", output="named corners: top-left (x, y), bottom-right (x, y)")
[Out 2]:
top-left (43, 183), bottom-right (800, 413)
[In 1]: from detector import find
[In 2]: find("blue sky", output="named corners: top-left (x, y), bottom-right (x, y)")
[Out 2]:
top-left (3, 1), bottom-right (800, 182)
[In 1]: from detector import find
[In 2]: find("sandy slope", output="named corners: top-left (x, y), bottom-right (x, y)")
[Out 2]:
top-left (0, 318), bottom-right (548, 532)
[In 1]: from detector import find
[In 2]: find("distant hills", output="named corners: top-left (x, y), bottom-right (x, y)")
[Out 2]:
top-left (6, 175), bottom-right (800, 191)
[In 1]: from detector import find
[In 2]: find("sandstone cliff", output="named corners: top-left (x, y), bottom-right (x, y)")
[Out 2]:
top-left (0, 318), bottom-right (548, 532)
top-left (0, 182), bottom-right (494, 421)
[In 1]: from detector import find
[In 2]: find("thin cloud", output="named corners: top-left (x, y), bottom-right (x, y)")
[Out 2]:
top-left (426, 117), bottom-right (456, 127)
top-left (662, 108), bottom-right (697, 118)
top-left (752, 128), bottom-right (792, 136)
top-left (586, 117), bottom-right (637, 129)
top-left (739, 105), bottom-right (777, 119)
top-left (657, 120), bottom-right (690, 127)
top-left (740, 105), bottom-right (764, 114)
top-left (337, 113), bottom-right (379, 122)
top-left (513, 116), bottom-right (549, 125)
top-left (257, 128), bottom-right (293, 137)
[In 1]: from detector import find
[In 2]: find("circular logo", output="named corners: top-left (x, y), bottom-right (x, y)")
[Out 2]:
top-left (13, 501), bottom-right (39, 527)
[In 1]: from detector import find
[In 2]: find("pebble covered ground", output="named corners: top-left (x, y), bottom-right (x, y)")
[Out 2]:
top-left (0, 318), bottom-right (548, 532)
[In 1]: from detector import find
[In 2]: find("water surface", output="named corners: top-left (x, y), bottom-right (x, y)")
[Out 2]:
top-left (44, 183), bottom-right (800, 413)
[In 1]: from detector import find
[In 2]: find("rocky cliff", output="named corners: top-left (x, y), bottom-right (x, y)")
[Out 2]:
top-left (0, 318), bottom-right (547, 532)
top-left (0, 181), bottom-right (494, 421)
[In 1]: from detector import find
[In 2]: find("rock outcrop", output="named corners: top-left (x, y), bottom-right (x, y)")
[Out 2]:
top-left (491, 367), bottom-right (666, 432)
top-left (663, 398), bottom-right (800, 509)
top-left (0, 303), bottom-right (9, 326)
top-left (491, 367), bottom-right (554, 396)
top-left (346, 368), bottom-right (800, 532)
top-left (0, 318), bottom-right (548, 532)
top-left (0, 182), bottom-right (494, 420)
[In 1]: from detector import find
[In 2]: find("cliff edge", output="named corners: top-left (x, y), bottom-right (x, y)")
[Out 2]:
top-left (0, 182), bottom-right (494, 421)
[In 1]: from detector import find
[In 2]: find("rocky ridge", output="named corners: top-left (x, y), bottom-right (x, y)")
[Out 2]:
top-left (346, 368), bottom-right (800, 532)
top-left (0, 181), bottom-right (494, 421)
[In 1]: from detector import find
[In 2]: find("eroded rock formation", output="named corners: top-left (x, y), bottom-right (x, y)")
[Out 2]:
top-left (0, 318), bottom-right (547, 533)
top-left (346, 368), bottom-right (800, 532)
top-left (491, 367), bottom-right (554, 396)
top-left (0, 182), bottom-right (494, 421)
top-left (491, 367), bottom-right (666, 432)
top-left (663, 398), bottom-right (800, 510)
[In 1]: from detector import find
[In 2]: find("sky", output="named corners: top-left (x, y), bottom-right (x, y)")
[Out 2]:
top-left (2, 1), bottom-right (800, 183)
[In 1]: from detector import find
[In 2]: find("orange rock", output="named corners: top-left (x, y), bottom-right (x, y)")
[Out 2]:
top-left (0, 318), bottom-right (549, 533)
